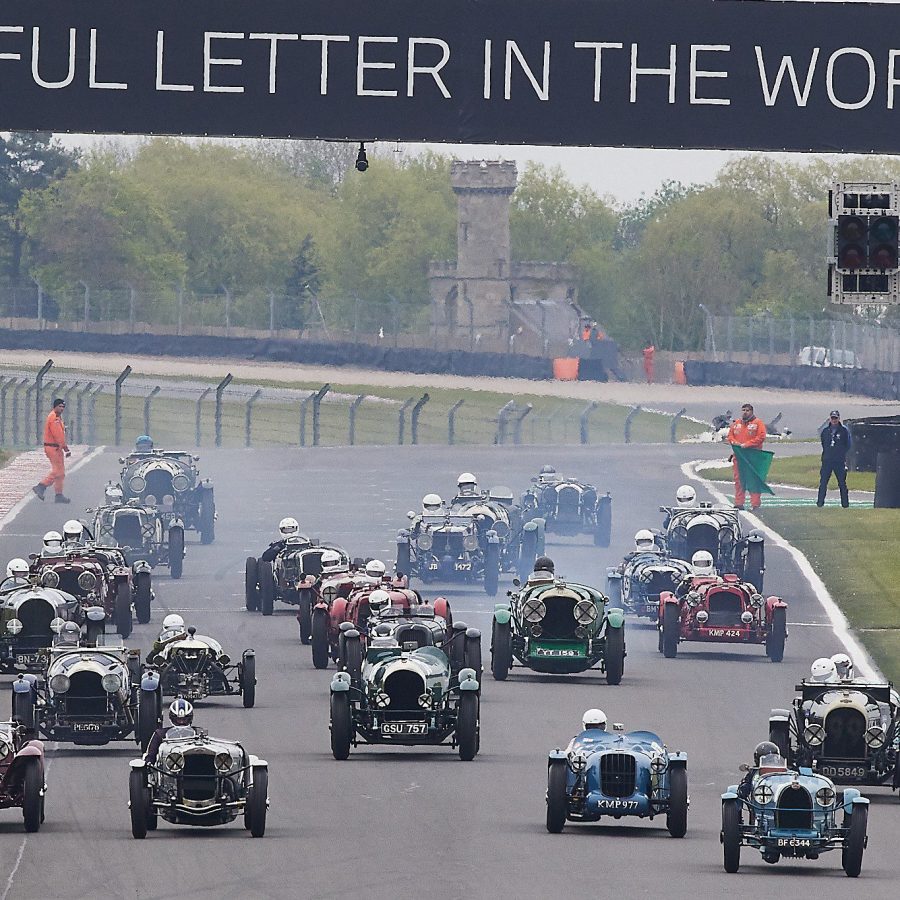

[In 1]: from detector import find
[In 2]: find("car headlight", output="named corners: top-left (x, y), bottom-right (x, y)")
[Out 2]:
top-left (78, 571), bottom-right (97, 591)
top-left (686, 591), bottom-right (701, 607)
top-left (86, 607), bottom-right (105, 622)
top-left (570, 753), bottom-right (588, 774)
top-left (864, 726), bottom-right (886, 749)
top-left (418, 692), bottom-right (433, 709)
top-left (804, 723), bottom-right (825, 746)
top-left (750, 593), bottom-right (764, 607)
top-left (463, 532), bottom-right (478, 551)
top-left (695, 610), bottom-right (709, 624)
top-left (531, 624), bottom-right (544, 637)
top-left (6, 618), bottom-right (22, 635)
top-left (144, 494), bottom-right (157, 508)
top-left (171, 473), bottom-right (191, 492)
top-left (374, 691), bottom-right (391, 709)
top-left (165, 750), bottom-right (184, 772)
top-left (129, 475), bottom-right (146, 493)
top-left (573, 625), bottom-right (587, 639)
top-left (50, 617), bottom-right (67, 634)
top-left (815, 786), bottom-right (836, 807)
top-left (740, 611), bottom-right (753, 624)
top-left (162, 494), bottom-right (175, 509)
top-left (214, 751), bottom-right (233, 773)
top-left (573, 599), bottom-right (598, 625)
top-left (650, 755), bottom-right (667, 774)
top-left (41, 570), bottom-right (60, 588)
top-left (49, 673), bottom-right (70, 693)
top-left (417, 532), bottom-right (433, 551)
top-left (753, 783), bottom-right (774, 805)
top-left (522, 597), bottom-right (546, 623)
top-left (101, 673), bottom-right (121, 692)
top-left (0, 739), bottom-right (10, 759)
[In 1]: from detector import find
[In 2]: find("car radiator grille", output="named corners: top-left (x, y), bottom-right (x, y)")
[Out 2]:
top-left (685, 525), bottom-right (718, 561)
top-left (775, 786), bottom-right (813, 830)
top-left (600, 752), bottom-right (636, 797)
top-left (555, 486), bottom-right (581, 520)
top-left (705, 591), bottom-right (744, 627)
top-left (19, 598), bottom-right (54, 637)
top-left (540, 598), bottom-right (578, 639)
top-left (182, 754), bottom-right (217, 801)
top-left (647, 572), bottom-right (678, 599)
top-left (432, 533), bottom-right (463, 556)
top-left (823, 708), bottom-right (867, 759)
top-left (64, 671), bottom-right (108, 717)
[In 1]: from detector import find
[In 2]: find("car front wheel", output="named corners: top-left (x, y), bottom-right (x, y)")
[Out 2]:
top-left (546, 761), bottom-right (568, 833)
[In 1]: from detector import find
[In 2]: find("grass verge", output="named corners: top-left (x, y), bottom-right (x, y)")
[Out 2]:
top-left (762, 507), bottom-right (900, 683)
top-left (702, 454), bottom-right (875, 492)
top-left (0, 449), bottom-right (10, 469)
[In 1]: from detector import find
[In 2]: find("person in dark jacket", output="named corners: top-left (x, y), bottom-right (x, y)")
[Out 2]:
top-left (817, 410), bottom-right (851, 508)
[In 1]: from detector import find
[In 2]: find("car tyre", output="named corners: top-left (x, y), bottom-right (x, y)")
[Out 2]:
top-left (297, 589), bottom-right (313, 644)
top-left (766, 606), bottom-right (787, 663)
top-left (546, 761), bottom-right (568, 833)
top-left (722, 799), bottom-right (741, 873)
top-left (483, 544), bottom-right (500, 597)
top-left (662, 603), bottom-right (679, 659)
top-left (396, 543), bottom-right (411, 580)
top-left (594, 495), bottom-right (612, 547)
top-left (134, 572), bottom-right (152, 624)
top-left (457, 691), bottom-right (479, 761)
top-left (259, 561), bottom-right (275, 616)
top-left (168, 526), bottom-right (184, 580)
top-left (742, 538), bottom-right (765, 593)
top-left (842, 805), bottom-right (867, 877)
top-left (666, 767), bottom-right (688, 837)
top-left (137, 689), bottom-right (160, 752)
top-left (244, 557), bottom-right (259, 612)
top-left (241, 654), bottom-right (256, 708)
top-left (129, 769), bottom-right (149, 839)
top-left (768, 719), bottom-right (790, 760)
top-left (343, 633), bottom-right (362, 684)
top-left (606, 576), bottom-right (622, 606)
top-left (330, 692), bottom-right (352, 760)
top-left (115, 592), bottom-right (133, 639)
top-left (199, 490), bottom-right (216, 545)
top-left (22, 759), bottom-right (42, 833)
top-left (490, 619), bottom-right (512, 681)
top-left (464, 632), bottom-right (482, 683)
top-left (13, 687), bottom-right (36, 730)
top-left (247, 767), bottom-right (268, 838)
top-left (311, 610), bottom-right (330, 670)
top-left (517, 527), bottom-right (539, 581)
top-left (605, 625), bottom-right (625, 685)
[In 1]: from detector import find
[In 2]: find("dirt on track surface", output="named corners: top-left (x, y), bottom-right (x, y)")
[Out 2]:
top-left (1, 348), bottom-right (893, 437)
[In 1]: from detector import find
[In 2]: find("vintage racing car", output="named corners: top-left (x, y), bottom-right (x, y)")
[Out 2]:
top-left (11, 630), bottom-right (161, 750)
top-left (119, 449), bottom-right (215, 544)
top-left (658, 575), bottom-right (787, 662)
top-left (661, 503), bottom-right (765, 591)
top-left (546, 724), bottom-right (688, 835)
top-left (129, 726), bottom-right (268, 838)
top-left (148, 625), bottom-right (256, 708)
top-left (0, 719), bottom-right (45, 832)
top-left (606, 552), bottom-right (693, 620)
top-left (721, 753), bottom-right (868, 876)
top-left (522, 467), bottom-right (612, 546)
top-left (491, 576), bottom-right (625, 682)
top-left (768, 678), bottom-right (899, 790)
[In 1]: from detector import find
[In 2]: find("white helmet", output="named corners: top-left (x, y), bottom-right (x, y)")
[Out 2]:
top-left (810, 657), bottom-right (839, 683)
top-left (422, 493), bottom-right (443, 514)
top-left (633, 529), bottom-right (655, 552)
top-left (676, 485), bottom-right (697, 507)
top-left (43, 531), bottom-right (63, 550)
top-left (831, 652), bottom-right (854, 681)
top-left (6, 558), bottom-right (29, 578)
top-left (365, 559), bottom-right (386, 579)
top-left (162, 614), bottom-right (185, 631)
top-left (63, 519), bottom-right (84, 542)
top-left (278, 517), bottom-right (300, 537)
top-left (456, 472), bottom-right (478, 494)
top-left (320, 550), bottom-right (344, 574)
top-left (691, 550), bottom-right (715, 576)
top-left (582, 708), bottom-right (608, 731)
top-left (368, 589), bottom-right (391, 614)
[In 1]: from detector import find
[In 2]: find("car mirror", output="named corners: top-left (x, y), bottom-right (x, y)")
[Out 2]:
top-left (192, 455), bottom-right (200, 462)
top-left (739, 763), bottom-right (750, 772)
top-left (612, 723), bottom-right (625, 732)
top-left (28, 553), bottom-right (38, 561)
top-left (119, 457), bottom-right (126, 464)
top-left (407, 511), bottom-right (416, 520)
top-left (530, 477), bottom-right (538, 483)
top-left (512, 577), bottom-right (521, 588)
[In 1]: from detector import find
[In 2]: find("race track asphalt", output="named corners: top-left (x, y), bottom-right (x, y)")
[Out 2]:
top-left (0, 445), bottom-right (896, 900)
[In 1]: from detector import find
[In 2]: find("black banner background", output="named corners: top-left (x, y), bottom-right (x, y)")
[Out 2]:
top-left (1, 0), bottom-right (899, 152)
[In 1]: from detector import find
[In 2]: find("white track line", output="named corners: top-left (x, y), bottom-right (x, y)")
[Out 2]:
top-left (684, 459), bottom-right (883, 682)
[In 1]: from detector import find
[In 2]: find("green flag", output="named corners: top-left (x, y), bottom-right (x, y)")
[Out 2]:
top-left (731, 445), bottom-right (775, 496)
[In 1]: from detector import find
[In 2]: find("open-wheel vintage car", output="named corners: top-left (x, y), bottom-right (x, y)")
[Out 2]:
top-left (92, 486), bottom-right (185, 579)
top-left (768, 678), bottom-right (899, 790)
top-left (546, 724), bottom-right (688, 836)
top-left (12, 630), bottom-right (161, 750)
top-left (1, 578), bottom-right (87, 674)
top-left (329, 633), bottom-right (481, 761)
top-left (148, 626), bottom-right (256, 708)
top-left (129, 726), bottom-right (268, 838)
top-left (120, 449), bottom-right (215, 544)
top-left (658, 575), bottom-right (787, 662)
top-left (491, 576), bottom-right (625, 682)
top-left (522, 467), bottom-right (612, 546)
top-left (661, 503), bottom-right (765, 591)
top-left (30, 546), bottom-right (150, 638)
top-left (606, 552), bottom-right (693, 620)
top-left (0, 720), bottom-right (45, 832)
top-left (721, 753), bottom-right (869, 876)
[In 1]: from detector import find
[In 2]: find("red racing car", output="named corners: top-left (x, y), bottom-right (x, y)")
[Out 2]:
top-left (657, 574), bottom-right (787, 662)
top-left (0, 719), bottom-right (45, 832)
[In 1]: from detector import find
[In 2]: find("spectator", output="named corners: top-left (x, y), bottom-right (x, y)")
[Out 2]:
top-left (817, 409), bottom-right (851, 508)
top-left (727, 403), bottom-right (767, 510)
top-left (642, 340), bottom-right (655, 384)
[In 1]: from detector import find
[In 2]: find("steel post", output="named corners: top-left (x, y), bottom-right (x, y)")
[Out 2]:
top-left (496, 400), bottom-right (515, 445)
top-left (448, 399), bottom-right (465, 445)
top-left (411, 393), bottom-right (430, 445)
top-left (512, 404), bottom-right (533, 445)
top-left (670, 407), bottom-right (687, 443)
top-left (143, 386), bottom-right (161, 436)
top-left (245, 389), bottom-right (262, 447)
top-left (624, 406), bottom-right (641, 444)
top-left (195, 387), bottom-right (212, 447)
top-left (34, 358), bottom-right (53, 445)
top-left (312, 384), bottom-right (329, 447)
top-left (348, 395), bottom-right (366, 446)
top-left (789, 317), bottom-right (796, 365)
top-left (580, 401), bottom-right (598, 445)
top-left (214, 374), bottom-right (233, 448)
top-left (88, 386), bottom-right (103, 445)
top-left (0, 378), bottom-right (13, 444)
top-left (114, 366), bottom-right (132, 447)
top-left (11, 379), bottom-right (27, 447)
top-left (299, 393), bottom-right (312, 447)
top-left (75, 382), bottom-right (93, 443)
top-left (398, 397), bottom-right (415, 445)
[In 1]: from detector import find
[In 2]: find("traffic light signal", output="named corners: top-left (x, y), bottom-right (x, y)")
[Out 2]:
top-left (867, 215), bottom-right (899, 269)
top-left (837, 215), bottom-right (866, 269)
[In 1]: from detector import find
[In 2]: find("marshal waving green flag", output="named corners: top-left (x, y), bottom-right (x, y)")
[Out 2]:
top-left (731, 445), bottom-right (775, 497)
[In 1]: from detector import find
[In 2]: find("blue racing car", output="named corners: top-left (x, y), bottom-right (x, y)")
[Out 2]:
top-left (546, 708), bottom-right (688, 835)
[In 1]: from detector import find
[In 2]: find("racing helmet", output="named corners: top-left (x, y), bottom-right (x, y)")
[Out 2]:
top-left (105, 483), bottom-right (124, 506)
top-left (538, 465), bottom-right (558, 484)
top-left (810, 657), bottom-right (839, 683)
top-left (278, 517), bottom-right (300, 537)
top-left (676, 484), bottom-right (697, 507)
top-left (365, 559), bottom-right (386, 579)
top-left (6, 558), bottom-right (29, 578)
top-left (368, 589), bottom-right (391, 614)
top-left (135, 434), bottom-right (154, 452)
top-left (830, 652), bottom-right (854, 681)
top-left (42, 531), bottom-right (63, 552)
top-left (162, 614), bottom-right (185, 631)
top-left (422, 493), bottom-right (443, 514)
top-left (456, 472), bottom-right (478, 495)
top-left (320, 550), bottom-right (344, 574)
top-left (533, 556), bottom-right (555, 574)
top-left (169, 697), bottom-right (194, 727)
top-left (582, 708), bottom-right (607, 731)
top-left (59, 621), bottom-right (81, 644)
top-left (753, 740), bottom-right (780, 766)
top-left (63, 519), bottom-right (84, 542)
top-left (633, 529), bottom-right (655, 552)
top-left (691, 550), bottom-right (715, 576)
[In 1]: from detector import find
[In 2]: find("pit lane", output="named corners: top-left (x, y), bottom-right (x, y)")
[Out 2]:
top-left (0, 445), bottom-right (894, 900)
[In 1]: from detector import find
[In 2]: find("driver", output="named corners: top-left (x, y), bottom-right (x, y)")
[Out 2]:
top-left (810, 657), bottom-right (839, 684)
top-left (538, 465), bottom-right (559, 485)
top-left (144, 698), bottom-right (195, 763)
top-left (526, 555), bottom-right (556, 584)
top-left (632, 529), bottom-right (658, 554)
top-left (452, 473), bottom-right (480, 506)
top-left (364, 559), bottom-right (388, 584)
top-left (62, 519), bottom-right (85, 548)
top-left (367, 589), bottom-right (391, 620)
top-left (41, 530), bottom-right (63, 557)
top-left (566, 708), bottom-right (609, 754)
top-left (1, 558), bottom-right (30, 592)
top-left (421, 494), bottom-right (443, 515)
top-left (150, 614), bottom-right (187, 656)
top-left (830, 652), bottom-right (854, 682)
top-left (690, 550), bottom-right (716, 577)
top-left (738, 741), bottom-right (785, 798)
top-left (134, 434), bottom-right (154, 453)
top-left (260, 517), bottom-right (302, 562)
top-left (662, 485), bottom-right (698, 527)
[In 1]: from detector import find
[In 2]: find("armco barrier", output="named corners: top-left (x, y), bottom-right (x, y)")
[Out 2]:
top-left (0, 328), bottom-right (553, 381)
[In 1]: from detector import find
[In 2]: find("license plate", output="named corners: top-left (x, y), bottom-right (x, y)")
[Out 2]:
top-left (454, 562), bottom-right (472, 571)
top-left (532, 646), bottom-right (584, 658)
top-left (73, 722), bottom-right (102, 732)
top-left (380, 722), bottom-right (428, 736)
top-left (820, 764), bottom-right (867, 779)
top-left (777, 838), bottom-right (812, 847)
top-left (15, 652), bottom-right (45, 665)
top-left (427, 563), bottom-right (439, 570)
top-left (704, 628), bottom-right (744, 638)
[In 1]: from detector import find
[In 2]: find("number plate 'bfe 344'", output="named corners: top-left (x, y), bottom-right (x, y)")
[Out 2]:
top-left (381, 722), bottom-right (428, 736)
top-left (777, 838), bottom-right (812, 847)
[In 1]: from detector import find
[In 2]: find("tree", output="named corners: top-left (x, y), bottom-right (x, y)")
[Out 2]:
top-left (283, 234), bottom-right (321, 329)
